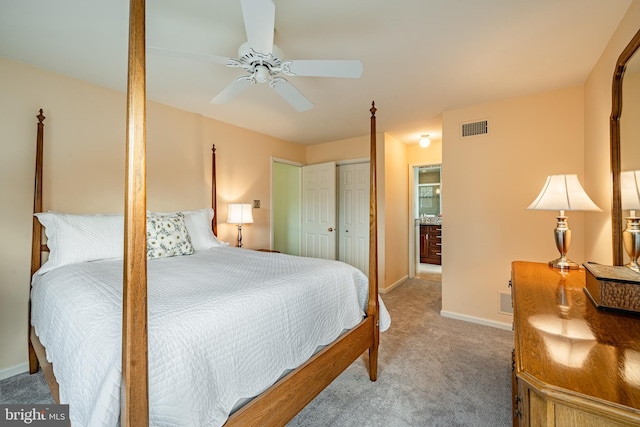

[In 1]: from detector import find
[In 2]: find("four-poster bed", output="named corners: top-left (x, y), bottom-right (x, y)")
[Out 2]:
top-left (27, 3), bottom-right (385, 425)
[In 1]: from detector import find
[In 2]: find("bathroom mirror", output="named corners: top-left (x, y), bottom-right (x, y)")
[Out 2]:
top-left (611, 28), bottom-right (640, 265)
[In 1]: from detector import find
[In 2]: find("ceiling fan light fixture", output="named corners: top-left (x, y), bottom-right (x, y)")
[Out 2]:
top-left (157, 0), bottom-right (363, 111)
top-left (254, 65), bottom-right (270, 83)
top-left (419, 135), bottom-right (431, 148)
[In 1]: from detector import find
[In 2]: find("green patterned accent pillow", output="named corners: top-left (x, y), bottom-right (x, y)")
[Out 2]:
top-left (147, 213), bottom-right (195, 259)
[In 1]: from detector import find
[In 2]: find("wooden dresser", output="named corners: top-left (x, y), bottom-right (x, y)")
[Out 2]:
top-left (419, 224), bottom-right (441, 265)
top-left (511, 261), bottom-right (640, 426)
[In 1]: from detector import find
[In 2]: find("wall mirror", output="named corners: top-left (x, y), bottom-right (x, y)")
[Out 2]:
top-left (611, 28), bottom-right (640, 265)
top-left (416, 165), bottom-right (442, 219)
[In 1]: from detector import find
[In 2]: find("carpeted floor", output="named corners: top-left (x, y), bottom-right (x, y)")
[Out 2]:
top-left (0, 277), bottom-right (513, 426)
top-left (416, 262), bottom-right (442, 282)
top-left (287, 278), bottom-right (513, 427)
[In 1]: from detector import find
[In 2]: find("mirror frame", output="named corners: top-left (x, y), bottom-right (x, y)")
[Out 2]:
top-left (611, 28), bottom-right (640, 266)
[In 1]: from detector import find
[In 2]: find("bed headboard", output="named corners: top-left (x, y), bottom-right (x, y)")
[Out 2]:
top-left (29, 113), bottom-right (220, 277)
top-left (28, 106), bottom-right (220, 415)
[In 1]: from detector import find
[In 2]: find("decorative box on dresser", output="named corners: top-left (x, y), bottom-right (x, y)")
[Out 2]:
top-left (511, 261), bottom-right (640, 427)
top-left (419, 224), bottom-right (441, 265)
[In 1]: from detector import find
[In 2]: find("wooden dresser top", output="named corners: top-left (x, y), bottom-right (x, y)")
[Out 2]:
top-left (512, 261), bottom-right (640, 412)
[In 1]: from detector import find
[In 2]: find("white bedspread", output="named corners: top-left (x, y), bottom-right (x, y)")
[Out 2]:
top-left (31, 246), bottom-right (390, 427)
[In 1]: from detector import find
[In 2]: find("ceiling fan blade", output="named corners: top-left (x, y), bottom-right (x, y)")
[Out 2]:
top-left (240, 0), bottom-right (275, 54)
top-left (210, 76), bottom-right (253, 104)
top-left (270, 78), bottom-right (313, 112)
top-left (284, 60), bottom-right (363, 78)
top-left (147, 46), bottom-right (230, 65)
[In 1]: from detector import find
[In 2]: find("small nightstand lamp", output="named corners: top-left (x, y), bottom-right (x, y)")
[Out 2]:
top-left (227, 203), bottom-right (254, 247)
top-left (527, 174), bottom-right (601, 270)
top-left (621, 170), bottom-right (640, 272)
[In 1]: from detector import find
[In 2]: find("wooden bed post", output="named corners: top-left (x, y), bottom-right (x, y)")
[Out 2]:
top-left (122, 0), bottom-right (149, 425)
top-left (28, 109), bottom-right (45, 374)
top-left (224, 103), bottom-right (383, 426)
top-left (212, 144), bottom-right (218, 236)
top-left (368, 101), bottom-right (380, 381)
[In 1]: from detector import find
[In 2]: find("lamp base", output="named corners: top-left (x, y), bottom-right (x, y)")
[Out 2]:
top-left (623, 216), bottom-right (640, 273)
top-left (549, 214), bottom-right (578, 270)
top-left (236, 224), bottom-right (244, 248)
top-left (548, 257), bottom-right (580, 270)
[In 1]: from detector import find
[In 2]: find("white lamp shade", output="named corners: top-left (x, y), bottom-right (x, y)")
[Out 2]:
top-left (227, 203), bottom-right (254, 224)
top-left (621, 170), bottom-right (640, 211)
top-left (527, 174), bottom-right (601, 212)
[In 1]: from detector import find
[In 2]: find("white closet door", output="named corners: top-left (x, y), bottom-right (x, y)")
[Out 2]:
top-left (338, 163), bottom-right (370, 274)
top-left (301, 162), bottom-right (336, 260)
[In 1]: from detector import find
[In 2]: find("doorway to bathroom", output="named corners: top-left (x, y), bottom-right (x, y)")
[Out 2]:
top-left (411, 164), bottom-right (442, 281)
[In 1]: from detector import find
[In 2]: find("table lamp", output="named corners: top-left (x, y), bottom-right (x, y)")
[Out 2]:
top-left (227, 203), bottom-right (254, 247)
top-left (527, 174), bottom-right (601, 269)
top-left (621, 170), bottom-right (640, 272)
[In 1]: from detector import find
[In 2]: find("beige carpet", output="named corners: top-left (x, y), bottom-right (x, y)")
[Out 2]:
top-left (288, 277), bottom-right (513, 426)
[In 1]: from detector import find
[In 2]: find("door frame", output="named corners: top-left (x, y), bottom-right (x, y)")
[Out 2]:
top-left (271, 157), bottom-right (370, 258)
top-left (408, 162), bottom-right (442, 278)
top-left (271, 157), bottom-right (305, 252)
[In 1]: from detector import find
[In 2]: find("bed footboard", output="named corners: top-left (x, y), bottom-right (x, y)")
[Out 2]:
top-left (29, 327), bottom-right (60, 403)
top-left (225, 316), bottom-right (375, 427)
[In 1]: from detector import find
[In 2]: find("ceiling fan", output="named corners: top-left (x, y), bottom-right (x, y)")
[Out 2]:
top-left (148, 0), bottom-right (363, 112)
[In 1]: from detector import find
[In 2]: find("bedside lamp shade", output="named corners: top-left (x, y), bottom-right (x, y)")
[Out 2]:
top-left (227, 203), bottom-right (253, 247)
top-left (528, 174), bottom-right (601, 270)
top-left (227, 203), bottom-right (254, 225)
top-left (621, 170), bottom-right (640, 213)
top-left (527, 175), bottom-right (600, 212)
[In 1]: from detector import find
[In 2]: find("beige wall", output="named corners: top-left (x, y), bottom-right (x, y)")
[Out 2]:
top-left (0, 58), bottom-right (305, 375)
top-left (199, 115), bottom-right (306, 246)
top-left (407, 139), bottom-right (443, 167)
top-left (3, 1), bottom-right (638, 374)
top-left (584, 0), bottom-right (640, 263)
top-left (383, 134), bottom-right (409, 288)
top-left (442, 86), bottom-right (586, 327)
top-left (305, 134), bottom-right (371, 164)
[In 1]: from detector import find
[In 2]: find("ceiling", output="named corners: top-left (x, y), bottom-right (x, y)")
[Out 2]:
top-left (0, 0), bottom-right (632, 145)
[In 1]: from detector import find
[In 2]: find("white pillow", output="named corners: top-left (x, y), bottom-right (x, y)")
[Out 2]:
top-left (146, 213), bottom-right (194, 259)
top-left (150, 208), bottom-right (226, 250)
top-left (34, 212), bottom-right (124, 275)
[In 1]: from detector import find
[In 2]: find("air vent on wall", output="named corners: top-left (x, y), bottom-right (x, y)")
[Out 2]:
top-left (461, 119), bottom-right (489, 138)
top-left (498, 291), bottom-right (513, 315)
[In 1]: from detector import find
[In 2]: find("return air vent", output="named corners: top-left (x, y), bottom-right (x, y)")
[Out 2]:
top-left (498, 291), bottom-right (513, 315)
top-left (461, 119), bottom-right (489, 138)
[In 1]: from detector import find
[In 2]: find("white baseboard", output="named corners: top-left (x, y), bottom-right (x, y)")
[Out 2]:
top-left (379, 275), bottom-right (408, 294)
top-left (0, 362), bottom-right (29, 381)
top-left (440, 310), bottom-right (513, 331)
